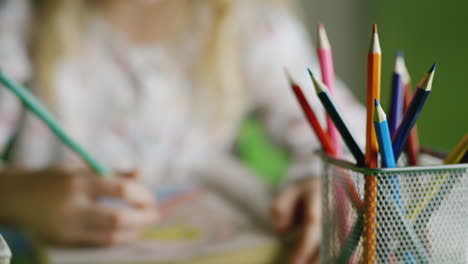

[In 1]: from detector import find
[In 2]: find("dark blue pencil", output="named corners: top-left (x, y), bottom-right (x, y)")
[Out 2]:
top-left (393, 64), bottom-right (436, 160)
top-left (461, 152), bottom-right (468, 163)
top-left (388, 51), bottom-right (406, 137)
top-left (308, 69), bottom-right (365, 166)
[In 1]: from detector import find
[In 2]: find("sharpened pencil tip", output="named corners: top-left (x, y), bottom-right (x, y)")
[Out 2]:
top-left (374, 99), bottom-right (386, 122)
top-left (418, 64), bottom-right (437, 91)
top-left (370, 24), bottom-right (381, 54)
top-left (307, 68), bottom-right (314, 78)
top-left (394, 53), bottom-right (406, 73)
top-left (317, 23), bottom-right (331, 49)
top-left (308, 68), bottom-right (328, 94)
top-left (425, 65), bottom-right (436, 91)
top-left (397, 50), bottom-right (404, 58)
top-left (284, 68), bottom-right (294, 85)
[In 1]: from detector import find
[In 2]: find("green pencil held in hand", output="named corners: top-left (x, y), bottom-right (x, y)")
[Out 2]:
top-left (0, 71), bottom-right (110, 176)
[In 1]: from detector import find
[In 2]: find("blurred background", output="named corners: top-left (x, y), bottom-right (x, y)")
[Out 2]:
top-left (1, 1), bottom-right (467, 263)
top-left (301, 0), bottom-right (468, 151)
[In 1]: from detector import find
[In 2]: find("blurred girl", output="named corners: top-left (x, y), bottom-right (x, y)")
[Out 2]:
top-left (0, 0), bottom-right (364, 263)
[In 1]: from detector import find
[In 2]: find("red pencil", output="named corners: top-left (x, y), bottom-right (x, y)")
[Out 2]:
top-left (401, 59), bottom-right (420, 166)
top-left (286, 71), bottom-right (335, 155)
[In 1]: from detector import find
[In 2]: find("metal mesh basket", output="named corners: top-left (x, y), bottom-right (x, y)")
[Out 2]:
top-left (319, 153), bottom-right (468, 264)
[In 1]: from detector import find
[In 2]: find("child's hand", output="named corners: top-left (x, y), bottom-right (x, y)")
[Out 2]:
top-left (0, 168), bottom-right (158, 246)
top-left (272, 177), bottom-right (321, 264)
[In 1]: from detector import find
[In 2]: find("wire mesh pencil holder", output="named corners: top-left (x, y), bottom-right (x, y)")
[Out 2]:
top-left (319, 153), bottom-right (468, 264)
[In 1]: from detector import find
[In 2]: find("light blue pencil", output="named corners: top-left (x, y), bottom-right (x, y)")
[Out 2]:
top-left (374, 99), bottom-right (402, 209)
top-left (375, 99), bottom-right (397, 168)
top-left (375, 99), bottom-right (423, 262)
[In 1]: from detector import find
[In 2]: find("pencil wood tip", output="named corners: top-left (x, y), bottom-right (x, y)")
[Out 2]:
top-left (370, 24), bottom-right (381, 54)
top-left (284, 68), bottom-right (294, 85)
top-left (419, 64), bottom-right (437, 91)
top-left (307, 68), bottom-right (314, 78)
top-left (374, 99), bottom-right (386, 122)
top-left (374, 98), bottom-right (380, 107)
top-left (317, 23), bottom-right (331, 49)
top-left (308, 68), bottom-right (327, 94)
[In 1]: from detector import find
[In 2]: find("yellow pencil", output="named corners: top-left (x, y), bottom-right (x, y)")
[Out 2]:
top-left (409, 133), bottom-right (468, 221)
top-left (444, 134), bottom-right (468, 164)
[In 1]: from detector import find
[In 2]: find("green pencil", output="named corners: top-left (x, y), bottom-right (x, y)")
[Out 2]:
top-left (0, 70), bottom-right (110, 176)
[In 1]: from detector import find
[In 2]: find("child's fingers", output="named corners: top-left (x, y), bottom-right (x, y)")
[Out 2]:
top-left (117, 169), bottom-right (141, 180)
top-left (89, 178), bottom-right (156, 208)
top-left (81, 205), bottom-right (159, 232)
top-left (289, 188), bottom-right (321, 264)
top-left (74, 228), bottom-right (141, 246)
top-left (289, 220), bottom-right (321, 264)
top-left (272, 185), bottom-right (302, 233)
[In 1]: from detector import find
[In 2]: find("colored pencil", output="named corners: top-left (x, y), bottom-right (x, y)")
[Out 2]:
top-left (374, 99), bottom-right (403, 209)
top-left (393, 64), bottom-right (436, 160)
top-left (0, 71), bottom-right (110, 176)
top-left (402, 59), bottom-right (420, 166)
top-left (375, 100), bottom-right (430, 262)
top-left (410, 134), bottom-right (468, 221)
top-left (374, 99), bottom-right (396, 168)
top-left (421, 147), bottom-right (448, 160)
top-left (444, 134), bottom-right (468, 164)
top-left (287, 71), bottom-right (363, 213)
top-left (461, 152), bottom-right (468, 163)
top-left (363, 24), bottom-right (381, 263)
top-left (388, 51), bottom-right (406, 137)
top-left (317, 23), bottom-right (341, 157)
top-left (317, 23), bottom-right (350, 249)
top-left (365, 24), bottom-right (382, 168)
top-left (308, 69), bottom-right (365, 166)
top-left (285, 71), bottom-right (335, 155)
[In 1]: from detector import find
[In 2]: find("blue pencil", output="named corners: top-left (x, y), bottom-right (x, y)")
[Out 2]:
top-left (374, 99), bottom-right (403, 210)
top-left (393, 64), bottom-right (436, 160)
top-left (375, 99), bottom-right (427, 262)
top-left (308, 69), bottom-right (365, 166)
top-left (375, 99), bottom-right (397, 168)
top-left (461, 152), bottom-right (468, 163)
top-left (388, 51), bottom-right (406, 137)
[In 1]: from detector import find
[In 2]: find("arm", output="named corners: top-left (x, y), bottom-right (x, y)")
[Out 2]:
top-left (0, 0), bottom-right (158, 245)
top-left (0, 168), bottom-right (158, 245)
top-left (242, 5), bottom-right (364, 264)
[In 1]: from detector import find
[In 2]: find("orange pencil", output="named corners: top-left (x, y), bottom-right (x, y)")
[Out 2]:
top-left (363, 24), bottom-right (381, 263)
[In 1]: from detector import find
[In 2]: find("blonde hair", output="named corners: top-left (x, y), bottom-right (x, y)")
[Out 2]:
top-left (32, 0), bottom-right (294, 144)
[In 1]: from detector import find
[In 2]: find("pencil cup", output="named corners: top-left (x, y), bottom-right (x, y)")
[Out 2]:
top-left (319, 153), bottom-right (468, 264)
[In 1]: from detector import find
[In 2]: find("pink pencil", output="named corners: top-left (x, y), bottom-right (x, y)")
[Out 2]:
top-left (317, 23), bottom-right (341, 157)
top-left (317, 23), bottom-right (350, 252)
